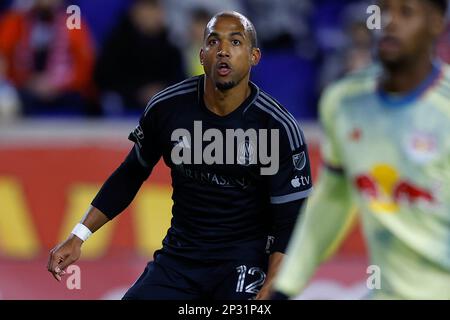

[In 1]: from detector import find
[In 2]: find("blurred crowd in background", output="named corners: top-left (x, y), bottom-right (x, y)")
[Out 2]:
top-left (0, 0), bottom-right (449, 121)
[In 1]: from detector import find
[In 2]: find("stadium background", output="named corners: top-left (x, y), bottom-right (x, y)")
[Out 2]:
top-left (0, 0), bottom-right (448, 299)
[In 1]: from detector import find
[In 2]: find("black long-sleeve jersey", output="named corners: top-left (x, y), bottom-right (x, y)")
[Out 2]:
top-left (94, 75), bottom-right (313, 261)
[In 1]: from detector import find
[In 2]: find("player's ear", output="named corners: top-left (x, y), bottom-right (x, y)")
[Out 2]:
top-left (199, 48), bottom-right (205, 66)
top-left (251, 48), bottom-right (261, 66)
top-left (429, 7), bottom-right (446, 38)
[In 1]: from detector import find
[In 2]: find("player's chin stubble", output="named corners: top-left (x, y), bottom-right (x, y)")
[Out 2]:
top-left (216, 81), bottom-right (236, 91)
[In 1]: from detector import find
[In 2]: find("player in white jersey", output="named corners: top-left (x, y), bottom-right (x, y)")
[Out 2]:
top-left (271, 0), bottom-right (450, 299)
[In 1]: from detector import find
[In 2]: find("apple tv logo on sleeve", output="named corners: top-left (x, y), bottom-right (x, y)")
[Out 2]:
top-left (291, 176), bottom-right (310, 188)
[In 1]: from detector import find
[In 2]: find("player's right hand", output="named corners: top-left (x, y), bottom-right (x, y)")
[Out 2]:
top-left (47, 235), bottom-right (83, 282)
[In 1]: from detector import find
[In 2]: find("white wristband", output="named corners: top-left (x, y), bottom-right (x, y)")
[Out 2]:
top-left (71, 223), bottom-right (92, 242)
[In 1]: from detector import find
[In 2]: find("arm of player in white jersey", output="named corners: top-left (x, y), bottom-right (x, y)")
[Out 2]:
top-left (272, 168), bottom-right (357, 298)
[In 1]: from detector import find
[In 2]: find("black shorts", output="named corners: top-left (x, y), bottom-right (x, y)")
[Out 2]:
top-left (122, 250), bottom-right (269, 300)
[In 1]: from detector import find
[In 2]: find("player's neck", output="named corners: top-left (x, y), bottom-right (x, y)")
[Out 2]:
top-left (381, 55), bottom-right (434, 94)
top-left (203, 76), bottom-right (251, 117)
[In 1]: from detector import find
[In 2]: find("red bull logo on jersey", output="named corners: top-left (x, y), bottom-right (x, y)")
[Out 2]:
top-left (354, 164), bottom-right (436, 213)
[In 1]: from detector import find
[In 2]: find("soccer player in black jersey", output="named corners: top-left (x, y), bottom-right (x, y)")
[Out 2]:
top-left (47, 11), bottom-right (313, 300)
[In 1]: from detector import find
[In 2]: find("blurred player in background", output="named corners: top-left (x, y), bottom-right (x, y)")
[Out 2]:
top-left (272, 0), bottom-right (450, 299)
top-left (47, 11), bottom-right (313, 300)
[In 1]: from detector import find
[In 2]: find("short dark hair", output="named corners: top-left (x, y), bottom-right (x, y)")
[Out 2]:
top-left (204, 11), bottom-right (258, 49)
top-left (427, 0), bottom-right (448, 14)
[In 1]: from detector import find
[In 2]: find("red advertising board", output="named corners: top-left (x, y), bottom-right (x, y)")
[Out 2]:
top-left (0, 122), bottom-right (367, 299)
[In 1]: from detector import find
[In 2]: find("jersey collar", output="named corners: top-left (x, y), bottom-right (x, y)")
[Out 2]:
top-left (197, 75), bottom-right (260, 121)
top-left (377, 60), bottom-right (443, 108)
